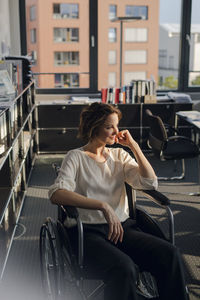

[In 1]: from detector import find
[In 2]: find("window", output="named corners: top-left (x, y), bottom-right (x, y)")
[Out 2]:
top-left (158, 1), bottom-right (182, 90)
top-left (109, 5), bottom-right (117, 20)
top-left (125, 28), bottom-right (148, 42)
top-left (108, 72), bottom-right (116, 86)
top-left (54, 52), bottom-right (79, 66)
top-left (30, 29), bottom-right (36, 43)
top-left (30, 5), bottom-right (36, 21)
top-left (22, 0), bottom-right (200, 93)
top-left (188, 0), bottom-right (200, 87)
top-left (124, 50), bottom-right (147, 64)
top-left (108, 28), bottom-right (117, 42)
top-left (125, 6), bottom-right (148, 20)
top-left (159, 49), bottom-right (167, 68)
top-left (108, 50), bottom-right (116, 64)
top-left (25, 0), bottom-right (90, 90)
top-left (53, 3), bottom-right (79, 19)
top-left (55, 73), bottom-right (79, 88)
top-left (54, 28), bottom-right (79, 42)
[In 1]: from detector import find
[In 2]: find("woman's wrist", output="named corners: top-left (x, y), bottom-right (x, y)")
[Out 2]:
top-left (129, 140), bottom-right (140, 151)
top-left (99, 201), bottom-right (109, 213)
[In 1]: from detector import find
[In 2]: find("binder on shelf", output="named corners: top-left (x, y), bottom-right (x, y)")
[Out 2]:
top-left (0, 81), bottom-right (35, 278)
top-left (101, 88), bottom-right (107, 103)
top-left (130, 79), bottom-right (157, 104)
top-left (4, 59), bottom-right (23, 95)
top-left (114, 88), bottom-right (120, 104)
top-left (5, 56), bottom-right (33, 89)
top-left (0, 107), bottom-right (9, 156)
top-left (101, 79), bottom-right (157, 105)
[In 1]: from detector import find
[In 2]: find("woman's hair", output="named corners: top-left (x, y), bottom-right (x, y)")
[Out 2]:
top-left (78, 102), bottom-right (122, 142)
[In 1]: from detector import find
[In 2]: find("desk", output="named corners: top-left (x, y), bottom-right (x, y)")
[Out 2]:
top-left (176, 110), bottom-right (200, 196)
top-left (176, 110), bottom-right (200, 144)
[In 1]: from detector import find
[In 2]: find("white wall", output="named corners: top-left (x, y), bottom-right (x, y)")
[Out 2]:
top-left (0, 0), bottom-right (21, 59)
top-left (9, 0), bottom-right (21, 56)
top-left (0, 0), bottom-right (11, 57)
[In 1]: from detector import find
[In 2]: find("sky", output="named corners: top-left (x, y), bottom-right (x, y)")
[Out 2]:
top-left (159, 0), bottom-right (200, 23)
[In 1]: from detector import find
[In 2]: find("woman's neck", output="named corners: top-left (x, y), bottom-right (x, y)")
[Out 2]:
top-left (83, 141), bottom-right (105, 155)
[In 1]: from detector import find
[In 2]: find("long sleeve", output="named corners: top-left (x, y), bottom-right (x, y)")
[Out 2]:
top-left (120, 149), bottom-right (158, 190)
top-left (48, 151), bottom-right (78, 199)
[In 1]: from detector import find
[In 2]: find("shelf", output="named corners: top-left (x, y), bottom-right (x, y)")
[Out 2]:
top-left (0, 81), bottom-right (36, 277)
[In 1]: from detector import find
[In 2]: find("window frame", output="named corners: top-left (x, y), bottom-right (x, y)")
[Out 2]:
top-left (19, 0), bottom-right (200, 95)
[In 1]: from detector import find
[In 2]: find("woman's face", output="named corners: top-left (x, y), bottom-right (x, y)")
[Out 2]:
top-left (94, 113), bottom-right (119, 145)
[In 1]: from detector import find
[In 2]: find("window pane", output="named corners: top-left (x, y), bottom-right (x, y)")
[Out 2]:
top-left (125, 28), bottom-right (147, 42)
top-left (25, 0), bottom-right (89, 89)
top-left (188, 0), bottom-right (200, 87)
top-left (108, 28), bottom-right (117, 42)
top-left (108, 50), bottom-right (116, 64)
top-left (53, 3), bottom-right (79, 19)
top-left (125, 6), bottom-right (148, 20)
top-left (158, 0), bottom-right (181, 90)
top-left (30, 5), bottom-right (36, 21)
top-left (98, 1), bottom-right (181, 90)
top-left (53, 28), bottom-right (79, 42)
top-left (30, 28), bottom-right (36, 43)
top-left (98, 1), bottom-right (160, 89)
top-left (124, 50), bottom-right (147, 64)
top-left (109, 5), bottom-right (117, 20)
top-left (54, 73), bottom-right (79, 88)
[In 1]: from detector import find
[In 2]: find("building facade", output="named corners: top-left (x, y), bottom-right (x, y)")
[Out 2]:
top-left (25, 0), bottom-right (159, 90)
top-left (159, 23), bottom-right (200, 88)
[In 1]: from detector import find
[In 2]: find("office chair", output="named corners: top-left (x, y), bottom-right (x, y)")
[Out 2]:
top-left (145, 109), bottom-right (200, 193)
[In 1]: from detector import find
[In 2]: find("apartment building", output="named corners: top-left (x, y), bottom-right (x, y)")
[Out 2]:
top-left (159, 23), bottom-right (200, 86)
top-left (25, 0), bottom-right (159, 89)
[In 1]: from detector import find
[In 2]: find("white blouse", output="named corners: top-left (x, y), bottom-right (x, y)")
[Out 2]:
top-left (49, 147), bottom-right (158, 226)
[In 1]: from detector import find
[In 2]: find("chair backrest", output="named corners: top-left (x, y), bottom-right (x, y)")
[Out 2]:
top-left (145, 109), bottom-right (168, 156)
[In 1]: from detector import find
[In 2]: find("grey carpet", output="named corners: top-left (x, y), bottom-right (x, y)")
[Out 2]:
top-left (1, 154), bottom-right (200, 300)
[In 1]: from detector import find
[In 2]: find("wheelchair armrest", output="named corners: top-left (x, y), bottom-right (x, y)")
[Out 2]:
top-left (141, 189), bottom-right (170, 206)
top-left (61, 205), bottom-right (79, 219)
top-left (140, 190), bottom-right (174, 245)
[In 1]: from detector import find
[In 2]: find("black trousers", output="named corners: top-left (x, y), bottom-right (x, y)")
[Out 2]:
top-left (68, 218), bottom-right (188, 300)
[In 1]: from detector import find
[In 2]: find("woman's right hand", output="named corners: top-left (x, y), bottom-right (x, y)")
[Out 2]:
top-left (101, 203), bottom-right (124, 244)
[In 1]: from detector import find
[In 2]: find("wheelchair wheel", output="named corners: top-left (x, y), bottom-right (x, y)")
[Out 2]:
top-left (56, 220), bottom-right (87, 300)
top-left (40, 218), bottom-right (85, 300)
top-left (39, 217), bottom-right (65, 300)
top-left (136, 271), bottom-right (159, 299)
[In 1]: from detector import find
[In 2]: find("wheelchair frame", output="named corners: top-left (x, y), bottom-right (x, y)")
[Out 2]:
top-left (39, 164), bottom-right (175, 300)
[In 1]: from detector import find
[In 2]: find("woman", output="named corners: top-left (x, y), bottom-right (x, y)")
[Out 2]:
top-left (49, 102), bottom-right (188, 300)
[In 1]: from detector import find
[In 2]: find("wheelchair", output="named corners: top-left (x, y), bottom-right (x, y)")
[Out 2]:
top-left (39, 164), bottom-right (175, 300)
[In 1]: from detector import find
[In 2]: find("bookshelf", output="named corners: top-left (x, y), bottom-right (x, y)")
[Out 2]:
top-left (0, 81), bottom-right (36, 277)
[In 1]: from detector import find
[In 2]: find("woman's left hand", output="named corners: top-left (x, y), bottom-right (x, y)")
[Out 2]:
top-left (115, 130), bottom-right (136, 148)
